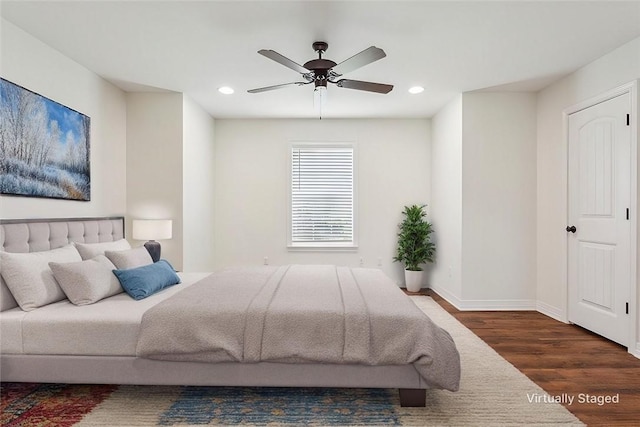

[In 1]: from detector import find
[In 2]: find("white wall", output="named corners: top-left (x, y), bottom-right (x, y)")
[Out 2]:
top-left (0, 19), bottom-right (127, 219)
top-left (213, 119), bottom-right (431, 285)
top-left (536, 36), bottom-right (640, 322)
top-left (430, 95), bottom-right (463, 301)
top-left (462, 92), bottom-right (537, 305)
top-left (126, 93), bottom-right (184, 270)
top-left (431, 93), bottom-right (537, 309)
top-left (182, 96), bottom-right (216, 272)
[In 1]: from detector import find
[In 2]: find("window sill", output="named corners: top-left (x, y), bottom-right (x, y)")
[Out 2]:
top-left (287, 244), bottom-right (359, 253)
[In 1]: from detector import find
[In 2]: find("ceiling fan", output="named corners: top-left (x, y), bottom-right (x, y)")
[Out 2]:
top-left (247, 41), bottom-right (393, 96)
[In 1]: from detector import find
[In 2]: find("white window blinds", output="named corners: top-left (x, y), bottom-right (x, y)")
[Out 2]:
top-left (290, 145), bottom-right (355, 246)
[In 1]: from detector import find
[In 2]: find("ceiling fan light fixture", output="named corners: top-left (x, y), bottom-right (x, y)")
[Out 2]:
top-left (218, 86), bottom-right (234, 95)
top-left (314, 85), bottom-right (327, 112)
top-left (408, 86), bottom-right (424, 94)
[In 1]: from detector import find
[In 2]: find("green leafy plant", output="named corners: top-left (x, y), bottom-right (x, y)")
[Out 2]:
top-left (393, 204), bottom-right (435, 271)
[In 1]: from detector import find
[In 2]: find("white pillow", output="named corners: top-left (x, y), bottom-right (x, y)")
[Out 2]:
top-left (49, 255), bottom-right (123, 305)
top-left (105, 246), bottom-right (153, 270)
top-left (0, 245), bottom-right (82, 311)
top-left (75, 239), bottom-right (131, 260)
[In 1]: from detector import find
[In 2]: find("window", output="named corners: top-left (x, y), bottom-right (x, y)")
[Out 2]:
top-left (289, 143), bottom-right (357, 249)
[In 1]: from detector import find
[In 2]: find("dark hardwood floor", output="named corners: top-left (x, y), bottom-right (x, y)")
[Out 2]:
top-left (416, 289), bottom-right (640, 426)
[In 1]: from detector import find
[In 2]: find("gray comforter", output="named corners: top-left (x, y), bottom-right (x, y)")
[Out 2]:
top-left (136, 265), bottom-right (460, 391)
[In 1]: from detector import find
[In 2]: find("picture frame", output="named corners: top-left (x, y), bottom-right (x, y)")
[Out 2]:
top-left (0, 78), bottom-right (91, 201)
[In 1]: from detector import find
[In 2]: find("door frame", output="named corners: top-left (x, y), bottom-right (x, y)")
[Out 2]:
top-left (563, 80), bottom-right (638, 357)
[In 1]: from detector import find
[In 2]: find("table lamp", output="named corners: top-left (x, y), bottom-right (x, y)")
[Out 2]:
top-left (132, 219), bottom-right (172, 262)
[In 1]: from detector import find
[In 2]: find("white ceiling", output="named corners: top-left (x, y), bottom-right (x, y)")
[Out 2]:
top-left (2, 1), bottom-right (639, 119)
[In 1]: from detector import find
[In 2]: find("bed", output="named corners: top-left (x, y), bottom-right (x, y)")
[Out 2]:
top-left (0, 217), bottom-right (460, 407)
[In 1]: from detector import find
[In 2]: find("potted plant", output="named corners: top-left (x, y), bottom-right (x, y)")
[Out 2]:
top-left (393, 204), bottom-right (435, 292)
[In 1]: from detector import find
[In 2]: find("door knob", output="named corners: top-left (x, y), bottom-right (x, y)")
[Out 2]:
top-left (566, 225), bottom-right (577, 233)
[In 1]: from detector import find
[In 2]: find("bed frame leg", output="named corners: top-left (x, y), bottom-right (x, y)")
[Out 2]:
top-left (399, 388), bottom-right (426, 407)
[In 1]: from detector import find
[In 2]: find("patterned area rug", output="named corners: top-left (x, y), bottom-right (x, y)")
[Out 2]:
top-left (0, 297), bottom-right (583, 426)
top-left (1, 385), bottom-right (399, 426)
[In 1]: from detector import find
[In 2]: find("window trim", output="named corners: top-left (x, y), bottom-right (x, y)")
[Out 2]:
top-left (287, 142), bottom-right (358, 251)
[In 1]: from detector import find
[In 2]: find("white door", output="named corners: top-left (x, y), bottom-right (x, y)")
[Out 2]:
top-left (567, 93), bottom-right (631, 346)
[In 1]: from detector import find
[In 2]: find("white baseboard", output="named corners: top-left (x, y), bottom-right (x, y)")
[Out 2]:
top-left (428, 284), bottom-right (464, 308)
top-left (536, 301), bottom-right (568, 323)
top-left (428, 285), bottom-right (536, 311)
top-left (632, 343), bottom-right (640, 360)
top-left (456, 298), bottom-right (536, 311)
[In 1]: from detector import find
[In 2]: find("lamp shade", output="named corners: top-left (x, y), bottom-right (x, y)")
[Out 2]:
top-left (132, 220), bottom-right (172, 241)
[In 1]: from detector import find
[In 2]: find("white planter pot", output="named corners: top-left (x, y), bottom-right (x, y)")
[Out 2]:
top-left (404, 269), bottom-right (423, 293)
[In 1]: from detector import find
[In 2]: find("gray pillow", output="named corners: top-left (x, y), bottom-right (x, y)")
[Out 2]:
top-left (75, 239), bottom-right (131, 260)
top-left (105, 246), bottom-right (153, 270)
top-left (0, 245), bottom-right (82, 311)
top-left (49, 255), bottom-right (123, 305)
top-left (0, 276), bottom-right (18, 312)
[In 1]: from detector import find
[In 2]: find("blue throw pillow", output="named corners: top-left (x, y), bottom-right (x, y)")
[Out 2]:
top-left (113, 259), bottom-right (181, 300)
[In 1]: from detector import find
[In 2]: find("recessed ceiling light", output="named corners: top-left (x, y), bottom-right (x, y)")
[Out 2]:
top-left (408, 86), bottom-right (424, 94)
top-left (218, 86), bottom-right (234, 95)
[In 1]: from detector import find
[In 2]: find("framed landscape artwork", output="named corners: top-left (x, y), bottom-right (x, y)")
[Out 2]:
top-left (0, 78), bottom-right (91, 201)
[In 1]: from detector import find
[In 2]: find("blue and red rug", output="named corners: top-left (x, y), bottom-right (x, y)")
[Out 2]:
top-left (1, 383), bottom-right (117, 426)
top-left (1, 383), bottom-right (401, 426)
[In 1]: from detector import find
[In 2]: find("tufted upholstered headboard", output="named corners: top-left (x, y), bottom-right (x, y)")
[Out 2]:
top-left (0, 217), bottom-right (125, 311)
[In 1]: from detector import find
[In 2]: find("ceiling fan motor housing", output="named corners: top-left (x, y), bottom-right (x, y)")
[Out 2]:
top-left (303, 58), bottom-right (337, 71)
top-left (305, 41), bottom-right (335, 81)
top-left (303, 41), bottom-right (335, 88)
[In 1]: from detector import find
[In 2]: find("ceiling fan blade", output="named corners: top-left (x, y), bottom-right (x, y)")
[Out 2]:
top-left (331, 46), bottom-right (386, 76)
top-left (335, 79), bottom-right (393, 94)
top-left (247, 82), bottom-right (309, 93)
top-left (258, 49), bottom-right (309, 74)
